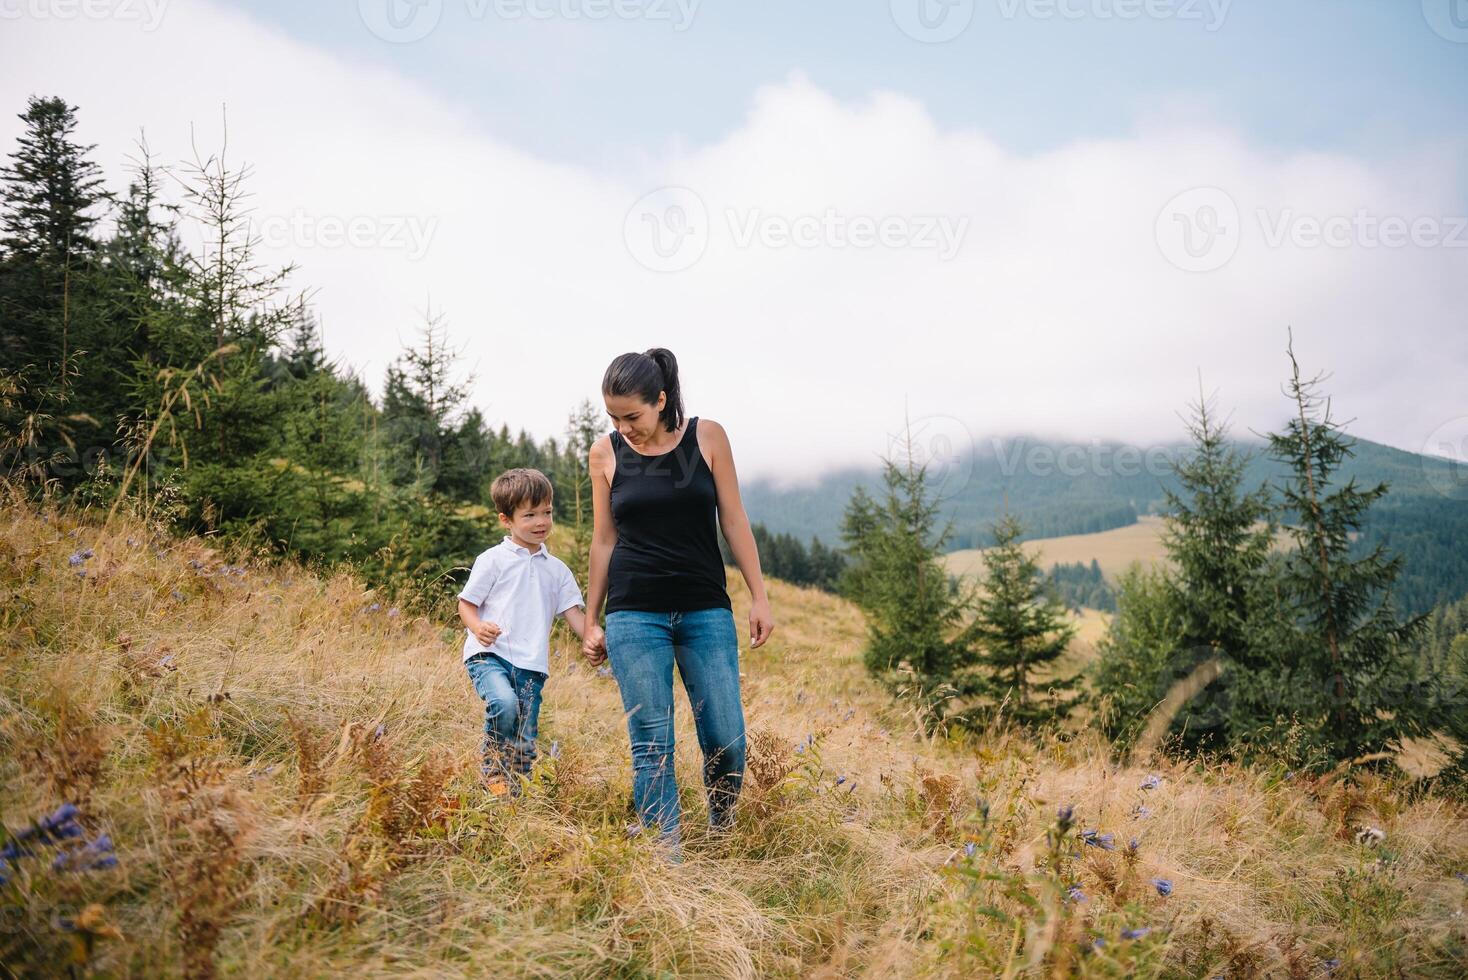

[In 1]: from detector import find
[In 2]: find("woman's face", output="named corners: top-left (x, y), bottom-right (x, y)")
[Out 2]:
top-left (604, 391), bottom-right (667, 447)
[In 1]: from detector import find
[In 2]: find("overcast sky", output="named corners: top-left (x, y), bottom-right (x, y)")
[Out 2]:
top-left (3, 0), bottom-right (1465, 484)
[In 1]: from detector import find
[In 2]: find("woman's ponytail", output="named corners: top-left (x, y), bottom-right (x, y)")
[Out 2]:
top-left (601, 347), bottom-right (686, 433)
top-left (644, 348), bottom-right (685, 432)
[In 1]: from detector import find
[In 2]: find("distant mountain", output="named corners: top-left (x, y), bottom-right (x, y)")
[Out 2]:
top-left (743, 434), bottom-right (1468, 618)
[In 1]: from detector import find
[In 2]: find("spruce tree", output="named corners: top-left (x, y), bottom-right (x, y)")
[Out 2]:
top-left (1266, 335), bottom-right (1430, 762)
top-left (0, 96), bottom-right (107, 477)
top-left (0, 96), bottom-right (105, 270)
top-left (972, 512), bottom-right (1080, 726)
top-left (383, 304), bottom-right (472, 495)
top-left (1162, 385), bottom-right (1275, 662)
top-left (840, 429), bottom-right (983, 728)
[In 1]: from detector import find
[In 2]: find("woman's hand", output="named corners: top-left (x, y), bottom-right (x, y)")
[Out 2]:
top-left (748, 598), bottom-right (775, 649)
top-left (582, 623), bottom-right (607, 666)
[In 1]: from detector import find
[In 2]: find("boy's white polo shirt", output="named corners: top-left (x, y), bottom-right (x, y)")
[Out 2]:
top-left (458, 535), bottom-right (584, 674)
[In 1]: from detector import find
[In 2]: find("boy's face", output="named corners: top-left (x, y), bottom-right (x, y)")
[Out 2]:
top-left (498, 497), bottom-right (553, 547)
top-left (604, 391), bottom-right (667, 446)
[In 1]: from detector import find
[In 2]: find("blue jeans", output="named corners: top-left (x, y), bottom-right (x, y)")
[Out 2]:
top-left (604, 606), bottom-right (745, 853)
top-left (465, 652), bottom-right (546, 786)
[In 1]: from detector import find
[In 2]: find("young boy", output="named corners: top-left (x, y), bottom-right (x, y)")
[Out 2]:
top-left (457, 468), bottom-right (587, 796)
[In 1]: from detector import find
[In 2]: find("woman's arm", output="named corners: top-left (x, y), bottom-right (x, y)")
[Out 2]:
top-left (701, 419), bottom-right (775, 648)
top-left (582, 435), bottom-right (616, 664)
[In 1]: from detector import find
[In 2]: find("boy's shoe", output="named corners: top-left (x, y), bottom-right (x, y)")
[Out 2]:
top-left (483, 773), bottom-right (512, 798)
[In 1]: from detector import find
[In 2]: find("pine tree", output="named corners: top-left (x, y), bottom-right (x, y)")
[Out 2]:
top-left (1266, 334), bottom-right (1430, 762)
top-left (382, 304), bottom-right (472, 494)
top-left (840, 428), bottom-right (983, 728)
top-left (0, 96), bottom-right (107, 477)
top-left (1162, 383), bottom-right (1276, 662)
top-left (0, 95), bottom-right (105, 269)
top-left (1152, 382), bottom-right (1279, 751)
top-left (972, 512), bottom-right (1080, 727)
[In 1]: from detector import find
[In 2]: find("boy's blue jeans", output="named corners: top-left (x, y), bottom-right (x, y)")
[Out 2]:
top-left (604, 607), bottom-right (746, 854)
top-left (465, 651), bottom-right (546, 786)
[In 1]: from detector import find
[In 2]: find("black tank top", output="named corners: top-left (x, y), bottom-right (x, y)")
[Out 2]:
top-left (606, 416), bottom-right (731, 614)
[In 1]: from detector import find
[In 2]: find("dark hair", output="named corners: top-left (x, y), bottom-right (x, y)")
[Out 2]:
top-left (490, 467), bottom-right (553, 517)
top-left (601, 348), bottom-right (685, 432)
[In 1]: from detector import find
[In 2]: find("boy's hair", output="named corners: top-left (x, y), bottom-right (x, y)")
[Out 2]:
top-left (491, 468), bottom-right (554, 518)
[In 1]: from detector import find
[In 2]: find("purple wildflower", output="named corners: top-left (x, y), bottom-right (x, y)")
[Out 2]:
top-left (1127, 837), bottom-right (1140, 853)
top-left (1322, 959), bottom-right (1341, 974)
top-left (1066, 883), bottom-right (1087, 903)
top-left (1081, 830), bottom-right (1115, 851)
top-left (1140, 774), bottom-right (1161, 791)
top-left (1057, 804), bottom-right (1075, 824)
top-left (1120, 926), bottom-right (1151, 940)
top-left (388, 607), bottom-right (401, 618)
top-left (964, 842), bottom-right (977, 858)
top-left (1150, 877), bottom-right (1173, 897)
top-left (54, 834), bottom-right (117, 873)
top-left (1133, 805), bottom-right (1152, 820)
top-left (626, 823), bottom-right (643, 838)
top-left (25, 803), bottom-right (84, 844)
top-left (835, 775), bottom-right (846, 786)
top-left (596, 665), bottom-right (613, 678)
top-left (68, 552), bottom-right (86, 567)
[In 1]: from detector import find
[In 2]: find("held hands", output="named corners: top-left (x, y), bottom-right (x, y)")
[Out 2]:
top-left (472, 620), bottom-right (502, 647)
top-left (582, 623), bottom-right (607, 666)
top-left (749, 597), bottom-right (775, 649)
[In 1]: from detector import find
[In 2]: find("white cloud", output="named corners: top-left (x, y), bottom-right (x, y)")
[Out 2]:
top-left (2, 2), bottom-right (1464, 482)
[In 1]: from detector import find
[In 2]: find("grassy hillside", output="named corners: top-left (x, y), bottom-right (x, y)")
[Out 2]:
top-left (4, 492), bottom-right (1468, 977)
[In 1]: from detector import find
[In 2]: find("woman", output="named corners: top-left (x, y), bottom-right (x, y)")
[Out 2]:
top-left (582, 348), bottom-right (775, 858)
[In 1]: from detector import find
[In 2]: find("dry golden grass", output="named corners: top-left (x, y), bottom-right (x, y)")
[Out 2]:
top-left (3, 489), bottom-right (1466, 977)
top-left (943, 517), bottom-right (1175, 583)
top-left (943, 516), bottom-right (1293, 589)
